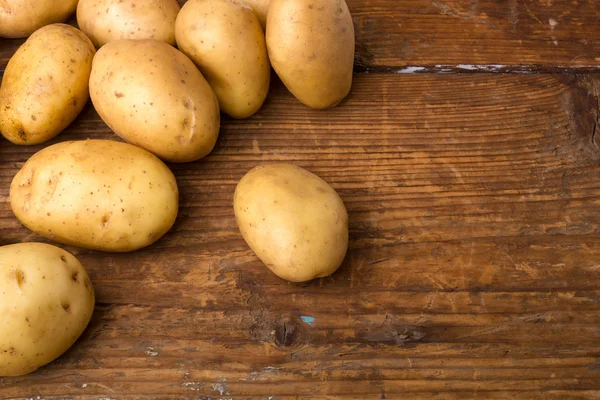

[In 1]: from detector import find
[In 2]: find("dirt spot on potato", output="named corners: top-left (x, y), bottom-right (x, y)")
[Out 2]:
top-left (61, 301), bottom-right (71, 313)
top-left (19, 168), bottom-right (35, 187)
top-left (71, 271), bottom-right (79, 282)
top-left (15, 269), bottom-right (25, 288)
top-left (114, 91), bottom-right (125, 98)
top-left (101, 213), bottom-right (111, 227)
top-left (84, 279), bottom-right (93, 293)
top-left (42, 174), bottom-right (60, 203)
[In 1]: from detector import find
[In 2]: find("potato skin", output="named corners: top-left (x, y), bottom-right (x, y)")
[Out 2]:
top-left (0, 0), bottom-right (78, 38)
top-left (234, 164), bottom-right (348, 282)
top-left (266, 0), bottom-right (355, 109)
top-left (0, 24), bottom-right (95, 145)
top-left (77, 0), bottom-right (181, 48)
top-left (246, 0), bottom-right (270, 28)
top-left (0, 243), bottom-right (94, 377)
top-left (90, 39), bottom-right (220, 162)
top-left (176, 0), bottom-right (270, 119)
top-left (10, 140), bottom-right (179, 252)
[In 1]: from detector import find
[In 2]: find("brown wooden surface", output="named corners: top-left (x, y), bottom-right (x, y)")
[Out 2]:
top-left (2, 0), bottom-right (600, 73)
top-left (2, 73), bottom-right (600, 398)
top-left (3, 1), bottom-right (600, 399)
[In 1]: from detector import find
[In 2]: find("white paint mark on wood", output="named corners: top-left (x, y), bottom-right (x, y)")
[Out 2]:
top-left (182, 382), bottom-right (203, 391)
top-left (395, 66), bottom-right (426, 73)
top-left (145, 346), bottom-right (159, 357)
top-left (212, 383), bottom-right (228, 395)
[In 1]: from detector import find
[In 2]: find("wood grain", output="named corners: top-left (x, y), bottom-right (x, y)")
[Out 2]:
top-left (2, 74), bottom-right (600, 398)
top-left (2, 0), bottom-right (600, 74)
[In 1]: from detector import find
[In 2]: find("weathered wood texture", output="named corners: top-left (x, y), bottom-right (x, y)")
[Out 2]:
top-left (2, 73), bottom-right (600, 398)
top-left (2, 0), bottom-right (600, 73)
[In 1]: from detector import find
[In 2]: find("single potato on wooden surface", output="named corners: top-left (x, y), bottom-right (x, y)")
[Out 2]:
top-left (77, 0), bottom-right (181, 48)
top-left (246, 0), bottom-right (270, 28)
top-left (0, 0), bottom-right (78, 38)
top-left (176, 0), bottom-right (270, 119)
top-left (0, 243), bottom-right (94, 377)
top-left (234, 164), bottom-right (349, 282)
top-left (0, 24), bottom-right (95, 145)
top-left (267, 0), bottom-right (355, 109)
top-left (10, 140), bottom-right (179, 252)
top-left (90, 39), bottom-right (220, 162)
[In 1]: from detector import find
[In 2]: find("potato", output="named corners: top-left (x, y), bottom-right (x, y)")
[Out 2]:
top-left (246, 0), bottom-right (270, 28)
top-left (266, 0), bottom-right (355, 109)
top-left (0, 243), bottom-right (94, 377)
top-left (90, 39), bottom-right (220, 162)
top-left (234, 164), bottom-right (348, 282)
top-left (77, 0), bottom-right (181, 48)
top-left (0, 24), bottom-right (95, 145)
top-left (0, 0), bottom-right (78, 38)
top-left (10, 140), bottom-right (179, 252)
top-left (176, 0), bottom-right (270, 119)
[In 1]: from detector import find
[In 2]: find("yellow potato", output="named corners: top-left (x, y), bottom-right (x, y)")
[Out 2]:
top-left (234, 164), bottom-right (348, 282)
top-left (0, 0), bottom-right (78, 38)
top-left (10, 140), bottom-right (179, 252)
top-left (90, 39), bottom-right (220, 162)
top-left (267, 0), bottom-right (355, 109)
top-left (246, 0), bottom-right (270, 28)
top-left (0, 243), bottom-right (94, 377)
top-left (176, 0), bottom-right (270, 119)
top-left (77, 0), bottom-right (181, 48)
top-left (0, 24), bottom-right (95, 145)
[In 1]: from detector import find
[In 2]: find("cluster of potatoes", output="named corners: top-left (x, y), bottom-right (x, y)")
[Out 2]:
top-left (0, 0), bottom-right (354, 377)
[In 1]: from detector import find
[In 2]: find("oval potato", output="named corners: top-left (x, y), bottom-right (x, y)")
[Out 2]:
top-left (0, 243), bottom-right (94, 377)
top-left (90, 39), bottom-right (220, 162)
top-left (0, 24), bottom-right (95, 145)
top-left (246, 0), bottom-right (270, 28)
top-left (10, 140), bottom-right (179, 252)
top-left (77, 0), bottom-right (181, 48)
top-left (0, 0), bottom-right (78, 38)
top-left (234, 164), bottom-right (349, 282)
top-left (266, 0), bottom-right (355, 109)
top-left (176, 0), bottom-right (270, 119)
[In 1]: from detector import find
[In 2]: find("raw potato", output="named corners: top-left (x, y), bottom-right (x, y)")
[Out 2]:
top-left (90, 40), bottom-right (220, 162)
top-left (0, 243), bottom-right (94, 377)
top-left (0, 24), bottom-right (95, 145)
top-left (176, 0), bottom-right (270, 119)
top-left (10, 140), bottom-right (179, 252)
top-left (0, 0), bottom-right (78, 38)
top-left (77, 0), bottom-right (181, 48)
top-left (234, 164), bottom-right (348, 282)
top-left (246, 0), bottom-right (270, 28)
top-left (267, 0), bottom-right (355, 109)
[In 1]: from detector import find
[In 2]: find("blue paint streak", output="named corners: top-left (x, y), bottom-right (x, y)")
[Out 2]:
top-left (301, 316), bottom-right (316, 326)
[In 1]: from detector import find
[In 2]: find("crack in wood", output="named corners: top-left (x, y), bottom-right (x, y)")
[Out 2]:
top-left (592, 110), bottom-right (599, 149)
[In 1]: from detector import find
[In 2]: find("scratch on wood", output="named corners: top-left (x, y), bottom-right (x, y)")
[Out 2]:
top-left (523, 1), bottom-right (544, 25)
top-left (431, 0), bottom-right (497, 28)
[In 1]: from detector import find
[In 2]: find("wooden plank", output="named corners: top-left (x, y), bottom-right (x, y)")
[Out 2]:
top-left (2, 74), bottom-right (600, 397)
top-left (2, 1), bottom-right (600, 73)
top-left (350, 0), bottom-right (600, 72)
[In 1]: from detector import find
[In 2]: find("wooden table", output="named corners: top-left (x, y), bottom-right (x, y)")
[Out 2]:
top-left (2, 1), bottom-right (600, 398)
